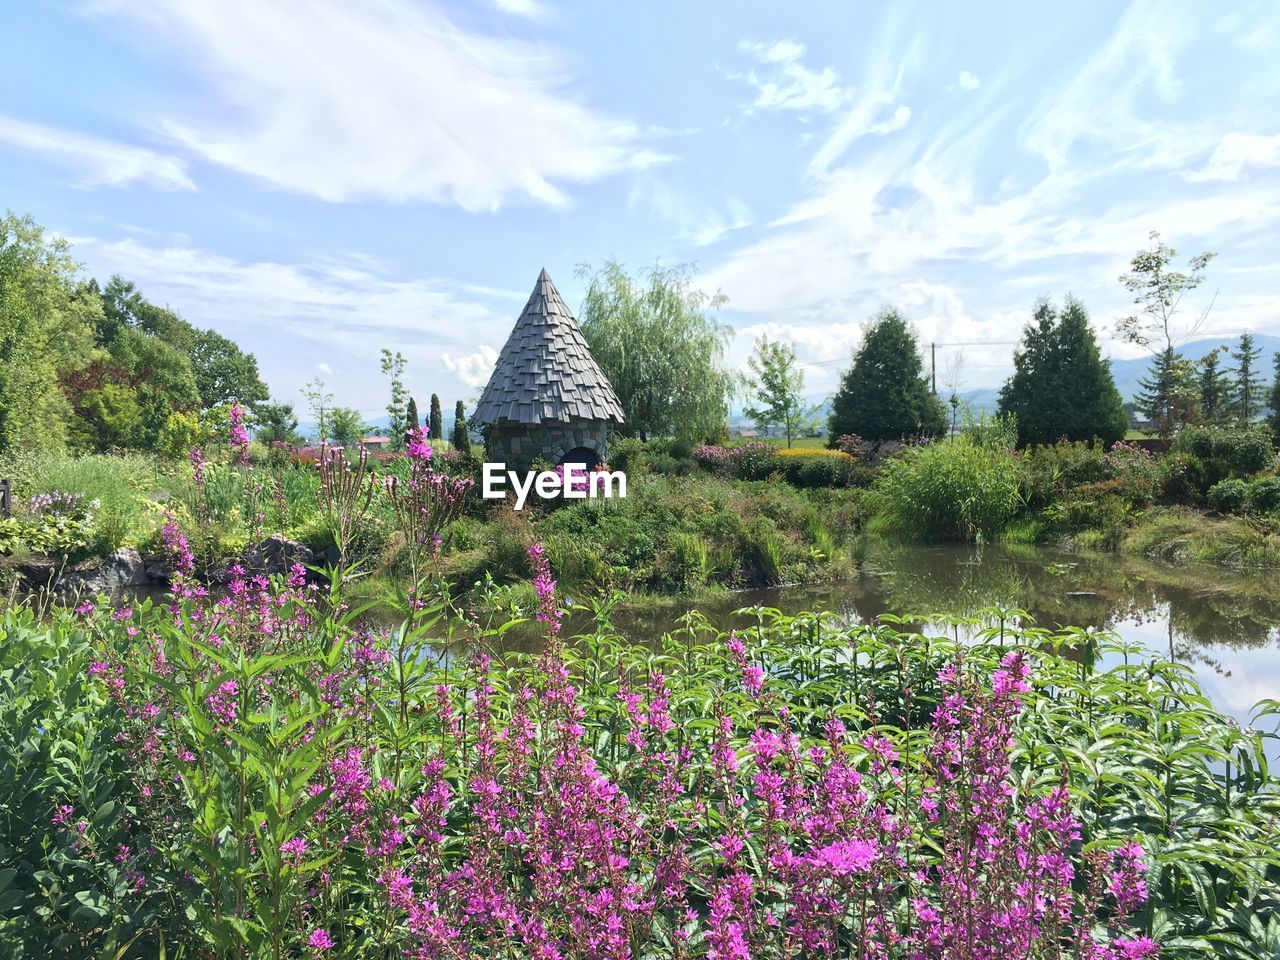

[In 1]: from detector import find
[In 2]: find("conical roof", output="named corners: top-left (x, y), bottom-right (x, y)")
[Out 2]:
top-left (473, 269), bottom-right (625, 426)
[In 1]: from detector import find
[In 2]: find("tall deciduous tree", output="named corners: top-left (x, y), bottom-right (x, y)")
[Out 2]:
top-left (452, 400), bottom-right (470, 454)
top-left (329, 407), bottom-right (367, 449)
top-left (997, 297), bottom-right (1127, 447)
top-left (1116, 231), bottom-right (1215, 436)
top-left (301, 377), bottom-right (333, 442)
top-left (252, 401), bottom-right (300, 445)
top-left (1231, 333), bottom-right (1265, 424)
top-left (1197, 347), bottom-right (1233, 425)
top-left (828, 309), bottom-right (946, 443)
top-left (380, 349), bottom-right (408, 450)
top-left (742, 335), bottom-right (818, 447)
top-left (578, 259), bottom-right (733, 442)
top-left (429, 393), bottom-right (443, 440)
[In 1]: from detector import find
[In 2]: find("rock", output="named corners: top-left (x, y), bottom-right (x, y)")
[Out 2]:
top-left (143, 554), bottom-right (176, 582)
top-left (14, 556), bottom-right (56, 588)
top-left (242, 535), bottom-right (314, 578)
top-left (54, 548), bottom-right (151, 598)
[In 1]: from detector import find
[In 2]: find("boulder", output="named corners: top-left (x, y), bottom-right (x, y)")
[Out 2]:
top-left (241, 535), bottom-right (314, 578)
top-left (55, 548), bottom-right (151, 597)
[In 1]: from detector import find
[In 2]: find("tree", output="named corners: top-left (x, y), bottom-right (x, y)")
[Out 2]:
top-left (1116, 231), bottom-right (1215, 436)
top-left (452, 400), bottom-right (471, 454)
top-left (380, 349), bottom-right (408, 450)
top-left (406, 396), bottom-right (420, 433)
top-left (0, 213), bottom-right (98, 451)
top-left (997, 297), bottom-right (1127, 447)
top-left (742, 335), bottom-right (818, 447)
top-left (1136, 347), bottom-right (1199, 432)
top-left (429, 393), bottom-right (443, 440)
top-left (1231, 333), bottom-right (1266, 424)
top-left (329, 407), bottom-right (367, 449)
top-left (1269, 352), bottom-right (1280, 441)
top-left (301, 377), bottom-right (333, 442)
top-left (578, 259), bottom-right (734, 442)
top-left (828, 308), bottom-right (947, 443)
top-left (1197, 347), bottom-right (1233, 425)
top-left (189, 328), bottom-right (268, 407)
top-left (252, 401), bottom-right (300, 445)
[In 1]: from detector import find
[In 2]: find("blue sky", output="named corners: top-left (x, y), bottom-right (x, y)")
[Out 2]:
top-left (3, 0), bottom-right (1279, 416)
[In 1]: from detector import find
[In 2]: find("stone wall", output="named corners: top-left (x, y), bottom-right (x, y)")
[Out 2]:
top-left (486, 417), bottom-right (609, 469)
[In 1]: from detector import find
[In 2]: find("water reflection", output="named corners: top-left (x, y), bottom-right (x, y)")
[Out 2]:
top-left (583, 543), bottom-right (1280, 730)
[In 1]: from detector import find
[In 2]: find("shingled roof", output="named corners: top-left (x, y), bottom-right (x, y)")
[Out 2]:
top-left (473, 269), bottom-right (626, 426)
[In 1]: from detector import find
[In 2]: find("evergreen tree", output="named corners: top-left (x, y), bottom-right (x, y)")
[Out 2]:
top-left (1136, 347), bottom-right (1199, 433)
top-left (452, 400), bottom-right (471, 454)
top-left (827, 308), bottom-right (946, 443)
top-left (1269, 352), bottom-right (1280, 441)
top-left (406, 396), bottom-right (420, 433)
top-left (1232, 333), bottom-right (1265, 423)
top-left (997, 296), bottom-right (1126, 447)
top-left (1197, 347), bottom-right (1233, 425)
top-left (429, 393), bottom-right (444, 440)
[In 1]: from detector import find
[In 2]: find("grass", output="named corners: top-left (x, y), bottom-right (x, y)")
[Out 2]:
top-left (1119, 507), bottom-right (1280, 568)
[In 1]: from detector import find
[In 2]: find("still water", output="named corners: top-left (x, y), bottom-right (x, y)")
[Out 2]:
top-left (585, 543), bottom-right (1280, 733)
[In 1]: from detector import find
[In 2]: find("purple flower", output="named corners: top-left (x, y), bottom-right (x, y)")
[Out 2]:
top-left (308, 928), bottom-right (334, 950)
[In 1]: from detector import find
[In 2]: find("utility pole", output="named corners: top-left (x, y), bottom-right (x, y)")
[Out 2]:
top-left (931, 342), bottom-right (937, 395)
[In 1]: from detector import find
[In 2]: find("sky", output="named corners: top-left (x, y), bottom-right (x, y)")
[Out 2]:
top-left (3, 0), bottom-right (1279, 417)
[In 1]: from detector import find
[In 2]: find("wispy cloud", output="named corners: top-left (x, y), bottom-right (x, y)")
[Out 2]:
top-left (90, 0), bottom-right (664, 211)
top-left (957, 70), bottom-right (980, 90)
top-left (628, 178), bottom-right (753, 246)
top-left (0, 116), bottom-right (193, 191)
top-left (1185, 132), bottom-right (1280, 182)
top-left (442, 346), bottom-right (499, 390)
top-left (492, 0), bottom-right (546, 18)
top-left (729, 39), bottom-right (853, 115)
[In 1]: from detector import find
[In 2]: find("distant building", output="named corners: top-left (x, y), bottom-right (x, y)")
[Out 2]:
top-left (473, 269), bottom-right (625, 469)
top-left (359, 436), bottom-right (392, 449)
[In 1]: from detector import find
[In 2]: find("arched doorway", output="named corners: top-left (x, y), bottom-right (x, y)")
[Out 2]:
top-left (559, 446), bottom-right (601, 470)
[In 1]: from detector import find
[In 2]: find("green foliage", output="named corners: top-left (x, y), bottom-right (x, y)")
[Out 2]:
top-left (728, 441), bottom-right (780, 481)
top-left (406, 396), bottom-right (419, 433)
top-left (327, 407), bottom-right (366, 450)
top-left (1207, 478), bottom-right (1251, 514)
top-left (742, 335), bottom-right (819, 447)
top-left (0, 213), bottom-right (97, 453)
top-left (428, 393), bottom-right (443, 440)
top-left (868, 441), bottom-right (1026, 542)
top-left (451, 401), bottom-right (470, 454)
top-left (827, 308), bottom-right (946, 443)
top-left (777, 453), bottom-right (855, 489)
top-left (1172, 425), bottom-right (1275, 491)
top-left (1136, 348), bottom-right (1200, 437)
top-left (606, 436), bottom-right (646, 474)
top-left (1197, 347), bottom-right (1234, 426)
top-left (1270, 352), bottom-right (1280, 442)
top-left (578, 259), bottom-right (734, 442)
top-left (997, 297), bottom-right (1127, 447)
top-left (251, 401), bottom-right (301, 446)
top-left (1231, 333), bottom-right (1266, 424)
top-left (380, 350), bottom-right (408, 451)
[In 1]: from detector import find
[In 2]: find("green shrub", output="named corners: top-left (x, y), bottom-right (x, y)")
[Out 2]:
top-left (648, 454), bottom-right (693, 476)
top-left (1021, 442), bottom-right (1106, 511)
top-left (1173, 425), bottom-right (1275, 490)
top-left (607, 437), bottom-right (646, 474)
top-left (779, 454), bottom-right (853, 489)
top-left (868, 442), bottom-right (1026, 542)
top-left (739, 516), bottom-right (786, 584)
top-left (1207, 478), bottom-right (1250, 514)
top-left (729, 442), bottom-right (781, 481)
top-left (1248, 475), bottom-right (1280, 515)
top-left (1160, 452), bottom-right (1205, 504)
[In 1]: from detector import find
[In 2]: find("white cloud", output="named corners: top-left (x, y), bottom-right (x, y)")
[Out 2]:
top-left (1185, 132), bottom-right (1280, 182)
top-left (0, 115), bottom-right (193, 191)
top-left (730, 39), bottom-right (853, 115)
top-left (90, 0), bottom-right (664, 211)
top-left (957, 70), bottom-right (980, 90)
top-left (76, 237), bottom-right (513, 407)
top-left (492, 0), bottom-right (545, 18)
top-left (628, 179), bottom-right (753, 246)
top-left (442, 346), bottom-right (499, 390)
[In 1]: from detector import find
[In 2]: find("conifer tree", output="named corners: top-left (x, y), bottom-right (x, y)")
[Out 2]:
top-left (452, 400), bottom-right (471, 454)
top-left (429, 393), bottom-right (443, 440)
top-left (1232, 333), bottom-right (1265, 424)
top-left (1136, 347), bottom-right (1199, 433)
top-left (406, 396), bottom-right (420, 432)
top-left (1197, 348), bottom-right (1233, 425)
top-left (828, 308), bottom-right (946, 443)
top-left (997, 296), bottom-right (1126, 447)
top-left (1269, 352), bottom-right (1280, 442)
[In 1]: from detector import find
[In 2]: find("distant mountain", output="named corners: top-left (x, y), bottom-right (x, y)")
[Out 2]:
top-left (1106, 334), bottom-right (1280, 403)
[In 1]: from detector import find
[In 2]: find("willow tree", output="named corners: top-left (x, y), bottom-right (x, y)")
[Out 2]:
top-left (577, 260), bottom-right (733, 442)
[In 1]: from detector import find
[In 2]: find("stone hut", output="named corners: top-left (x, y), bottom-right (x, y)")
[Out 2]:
top-left (473, 269), bottom-right (625, 469)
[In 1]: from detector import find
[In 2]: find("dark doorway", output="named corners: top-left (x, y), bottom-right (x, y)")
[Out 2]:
top-left (560, 446), bottom-right (600, 470)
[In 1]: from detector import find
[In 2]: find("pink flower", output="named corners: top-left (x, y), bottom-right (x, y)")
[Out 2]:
top-left (308, 928), bottom-right (334, 950)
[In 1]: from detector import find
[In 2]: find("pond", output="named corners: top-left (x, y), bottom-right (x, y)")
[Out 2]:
top-left (585, 542), bottom-right (1280, 735)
